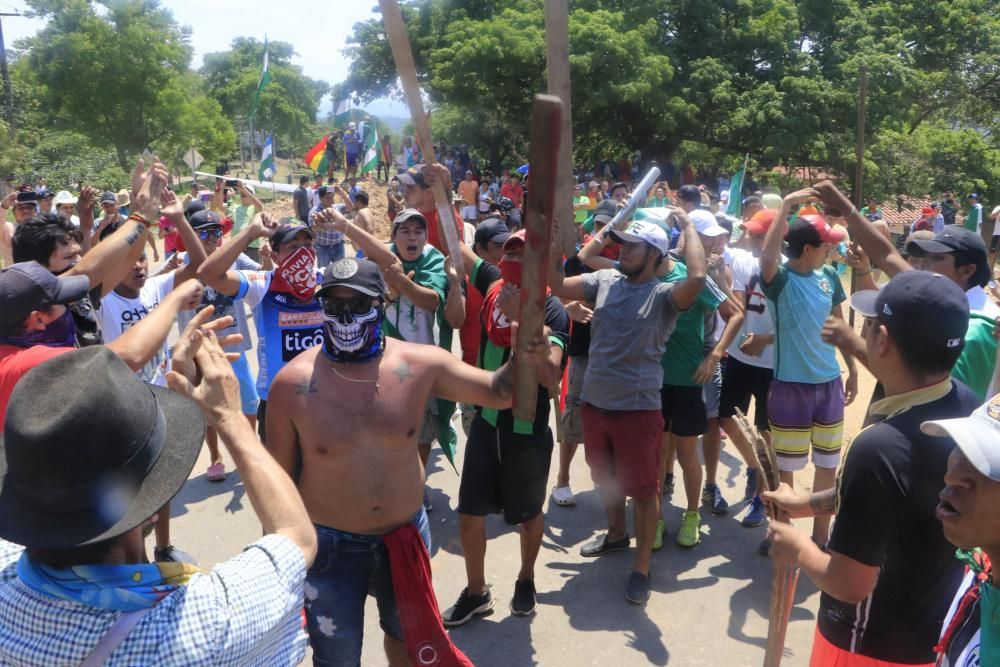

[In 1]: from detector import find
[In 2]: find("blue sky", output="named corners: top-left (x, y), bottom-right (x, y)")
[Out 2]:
top-left (1, 0), bottom-right (408, 116)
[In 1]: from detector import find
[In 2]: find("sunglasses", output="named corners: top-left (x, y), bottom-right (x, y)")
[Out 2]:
top-left (321, 295), bottom-right (374, 316)
top-left (198, 228), bottom-right (223, 240)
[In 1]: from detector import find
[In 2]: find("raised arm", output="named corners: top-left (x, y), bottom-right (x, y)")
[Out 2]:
top-left (65, 160), bottom-right (165, 298)
top-left (443, 256), bottom-right (466, 329)
top-left (198, 211), bottom-right (277, 296)
top-left (160, 188), bottom-right (206, 284)
top-left (167, 327), bottom-right (315, 565)
top-left (76, 187), bottom-right (98, 255)
top-left (239, 182), bottom-right (264, 212)
top-left (813, 181), bottom-right (910, 278)
top-left (670, 209), bottom-right (707, 310)
top-left (578, 232), bottom-right (617, 271)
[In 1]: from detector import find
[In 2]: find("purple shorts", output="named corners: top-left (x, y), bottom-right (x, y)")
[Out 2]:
top-left (768, 378), bottom-right (844, 471)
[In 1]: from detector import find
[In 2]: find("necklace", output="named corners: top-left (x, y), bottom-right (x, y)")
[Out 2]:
top-left (330, 363), bottom-right (379, 388)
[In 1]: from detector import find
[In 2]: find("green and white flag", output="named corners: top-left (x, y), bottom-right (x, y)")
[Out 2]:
top-left (726, 154), bottom-right (749, 217)
top-left (258, 134), bottom-right (275, 181)
top-left (249, 37), bottom-right (271, 122)
top-left (360, 123), bottom-right (379, 175)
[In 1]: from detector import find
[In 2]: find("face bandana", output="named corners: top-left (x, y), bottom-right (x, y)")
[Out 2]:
top-left (0, 307), bottom-right (77, 349)
top-left (320, 302), bottom-right (386, 364)
top-left (270, 247), bottom-right (318, 302)
top-left (498, 258), bottom-right (522, 287)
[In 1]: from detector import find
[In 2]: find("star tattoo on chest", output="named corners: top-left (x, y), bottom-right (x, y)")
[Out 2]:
top-left (295, 378), bottom-right (318, 395)
top-left (392, 361), bottom-right (414, 383)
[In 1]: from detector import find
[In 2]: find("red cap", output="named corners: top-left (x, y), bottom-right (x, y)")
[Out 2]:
top-left (743, 209), bottom-right (777, 236)
top-left (921, 207), bottom-right (935, 216)
top-left (799, 214), bottom-right (846, 243)
top-left (502, 229), bottom-right (526, 251)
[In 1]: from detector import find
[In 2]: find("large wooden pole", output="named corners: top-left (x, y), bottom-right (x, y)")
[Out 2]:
top-left (513, 95), bottom-right (562, 422)
top-left (545, 0), bottom-right (576, 257)
top-left (849, 66), bottom-right (867, 327)
top-left (378, 0), bottom-right (463, 262)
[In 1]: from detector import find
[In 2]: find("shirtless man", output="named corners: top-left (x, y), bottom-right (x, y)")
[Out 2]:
top-left (266, 254), bottom-right (549, 667)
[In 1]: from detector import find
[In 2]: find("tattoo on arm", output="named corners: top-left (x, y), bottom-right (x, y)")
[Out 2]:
top-left (809, 488), bottom-right (837, 516)
top-left (295, 378), bottom-right (318, 395)
top-left (124, 222), bottom-right (147, 247)
top-left (491, 359), bottom-right (515, 400)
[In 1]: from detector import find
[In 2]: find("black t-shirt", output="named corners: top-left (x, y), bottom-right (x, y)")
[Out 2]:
top-left (819, 379), bottom-right (979, 662)
top-left (564, 255), bottom-right (593, 358)
top-left (472, 258), bottom-right (569, 434)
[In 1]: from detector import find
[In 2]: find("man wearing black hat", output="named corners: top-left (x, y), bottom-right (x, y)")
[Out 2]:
top-left (814, 181), bottom-right (1000, 400)
top-left (1, 190), bottom-right (41, 266)
top-left (198, 212), bottom-right (325, 444)
top-left (265, 256), bottom-right (550, 666)
top-left (0, 332), bottom-right (317, 665)
top-left (765, 271), bottom-right (979, 666)
top-left (326, 207), bottom-right (466, 509)
top-left (175, 208), bottom-right (262, 481)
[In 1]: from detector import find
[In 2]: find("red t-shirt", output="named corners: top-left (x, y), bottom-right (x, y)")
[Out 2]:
top-left (500, 183), bottom-right (524, 208)
top-left (0, 344), bottom-right (74, 431)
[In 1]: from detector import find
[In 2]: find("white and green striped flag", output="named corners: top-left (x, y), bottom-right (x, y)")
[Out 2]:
top-left (360, 124), bottom-right (379, 175)
top-left (258, 134), bottom-right (275, 181)
top-left (249, 37), bottom-right (271, 122)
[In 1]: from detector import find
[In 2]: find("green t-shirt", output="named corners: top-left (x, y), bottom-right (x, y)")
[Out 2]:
top-left (574, 195), bottom-right (592, 223)
top-left (951, 313), bottom-right (997, 401)
top-left (228, 203), bottom-right (259, 248)
top-left (659, 259), bottom-right (726, 387)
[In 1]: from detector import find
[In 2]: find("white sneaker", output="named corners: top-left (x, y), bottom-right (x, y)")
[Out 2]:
top-left (550, 485), bottom-right (576, 507)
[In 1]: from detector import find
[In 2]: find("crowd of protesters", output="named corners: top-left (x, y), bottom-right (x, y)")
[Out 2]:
top-left (1, 143), bottom-right (999, 667)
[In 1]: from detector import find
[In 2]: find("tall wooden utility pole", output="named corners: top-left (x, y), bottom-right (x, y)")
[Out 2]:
top-left (849, 66), bottom-right (868, 327)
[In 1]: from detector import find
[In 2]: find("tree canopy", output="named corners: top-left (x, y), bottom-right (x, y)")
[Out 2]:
top-left (339, 0), bottom-right (1000, 200)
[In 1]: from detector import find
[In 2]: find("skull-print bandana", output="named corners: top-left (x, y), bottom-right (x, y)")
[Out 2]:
top-left (320, 303), bottom-right (386, 364)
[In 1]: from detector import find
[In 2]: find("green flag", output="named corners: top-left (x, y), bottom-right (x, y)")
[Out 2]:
top-left (726, 166), bottom-right (745, 217)
top-left (258, 134), bottom-right (275, 181)
top-left (360, 123), bottom-right (379, 175)
top-left (249, 38), bottom-right (270, 122)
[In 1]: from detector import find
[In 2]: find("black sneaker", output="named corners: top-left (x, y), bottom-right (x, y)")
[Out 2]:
top-left (663, 473), bottom-right (675, 499)
top-left (423, 488), bottom-right (433, 513)
top-left (579, 533), bottom-right (631, 557)
top-left (758, 536), bottom-right (772, 557)
top-left (442, 586), bottom-right (494, 627)
top-left (625, 571), bottom-right (651, 605)
top-left (510, 579), bottom-right (537, 616)
top-left (153, 545), bottom-right (197, 565)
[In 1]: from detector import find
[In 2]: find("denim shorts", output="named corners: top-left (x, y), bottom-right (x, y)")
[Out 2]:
top-left (304, 508), bottom-right (432, 667)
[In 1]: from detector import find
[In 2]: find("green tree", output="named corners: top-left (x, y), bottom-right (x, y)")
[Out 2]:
top-left (14, 0), bottom-right (235, 168)
top-left (201, 38), bottom-right (329, 156)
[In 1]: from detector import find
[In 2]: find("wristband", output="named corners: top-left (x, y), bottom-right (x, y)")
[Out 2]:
top-left (127, 212), bottom-right (151, 226)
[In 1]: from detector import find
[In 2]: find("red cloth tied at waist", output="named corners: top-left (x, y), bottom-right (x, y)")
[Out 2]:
top-left (382, 522), bottom-right (475, 666)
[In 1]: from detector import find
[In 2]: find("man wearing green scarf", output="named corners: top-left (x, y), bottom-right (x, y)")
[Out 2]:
top-left (336, 208), bottom-right (466, 507)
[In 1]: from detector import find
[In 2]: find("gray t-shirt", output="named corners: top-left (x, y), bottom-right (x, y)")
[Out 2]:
top-left (580, 268), bottom-right (678, 411)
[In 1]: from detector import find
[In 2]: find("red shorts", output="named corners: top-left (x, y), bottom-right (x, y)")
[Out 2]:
top-left (810, 626), bottom-right (934, 667)
top-left (581, 403), bottom-right (664, 499)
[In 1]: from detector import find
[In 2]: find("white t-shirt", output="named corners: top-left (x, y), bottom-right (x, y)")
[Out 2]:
top-left (727, 250), bottom-right (775, 369)
top-left (99, 272), bottom-right (176, 386)
top-left (967, 285), bottom-right (1000, 319)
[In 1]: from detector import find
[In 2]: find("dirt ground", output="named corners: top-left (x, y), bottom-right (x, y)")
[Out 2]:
top-left (261, 177), bottom-right (395, 240)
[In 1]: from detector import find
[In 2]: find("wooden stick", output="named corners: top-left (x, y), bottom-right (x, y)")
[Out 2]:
top-left (378, 0), bottom-right (463, 262)
top-left (513, 94), bottom-right (562, 422)
top-left (544, 0), bottom-right (576, 258)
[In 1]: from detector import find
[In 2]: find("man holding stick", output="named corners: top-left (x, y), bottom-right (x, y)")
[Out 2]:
top-left (550, 210), bottom-right (706, 604)
top-left (765, 270), bottom-right (978, 666)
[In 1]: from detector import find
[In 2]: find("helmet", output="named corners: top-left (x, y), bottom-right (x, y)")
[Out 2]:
top-left (490, 196), bottom-right (515, 213)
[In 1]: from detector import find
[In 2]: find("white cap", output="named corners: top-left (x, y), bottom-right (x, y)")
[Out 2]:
top-left (609, 220), bottom-right (669, 257)
top-left (242, 183), bottom-right (255, 194)
top-left (348, 122), bottom-right (356, 129)
top-left (922, 394), bottom-right (1000, 481)
top-left (720, 190), bottom-right (730, 203)
top-left (53, 191), bottom-right (77, 206)
top-left (691, 209), bottom-right (728, 237)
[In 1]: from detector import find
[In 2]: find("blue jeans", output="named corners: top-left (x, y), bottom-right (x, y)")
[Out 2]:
top-left (316, 243), bottom-right (345, 271)
top-left (305, 509), bottom-right (432, 667)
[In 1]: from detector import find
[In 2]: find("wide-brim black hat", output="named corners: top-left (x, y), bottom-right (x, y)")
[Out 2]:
top-left (0, 347), bottom-right (205, 548)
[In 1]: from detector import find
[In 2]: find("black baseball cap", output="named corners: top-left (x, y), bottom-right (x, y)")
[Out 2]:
top-left (391, 208), bottom-right (427, 237)
top-left (850, 271), bottom-right (969, 354)
top-left (398, 164), bottom-right (429, 189)
top-left (317, 257), bottom-right (386, 299)
top-left (0, 261), bottom-right (90, 330)
top-left (270, 221), bottom-right (315, 251)
top-left (183, 199), bottom-right (205, 220)
top-left (905, 226), bottom-right (990, 287)
top-left (592, 199), bottom-right (619, 225)
top-left (188, 209), bottom-right (222, 230)
top-left (15, 191), bottom-right (38, 206)
top-left (100, 191), bottom-right (117, 205)
top-left (474, 218), bottom-right (511, 248)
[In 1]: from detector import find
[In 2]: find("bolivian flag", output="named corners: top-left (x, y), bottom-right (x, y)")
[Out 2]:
top-left (304, 135), bottom-right (330, 174)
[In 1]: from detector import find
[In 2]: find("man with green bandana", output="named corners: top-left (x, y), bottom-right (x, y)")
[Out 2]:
top-left (335, 208), bottom-right (466, 511)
